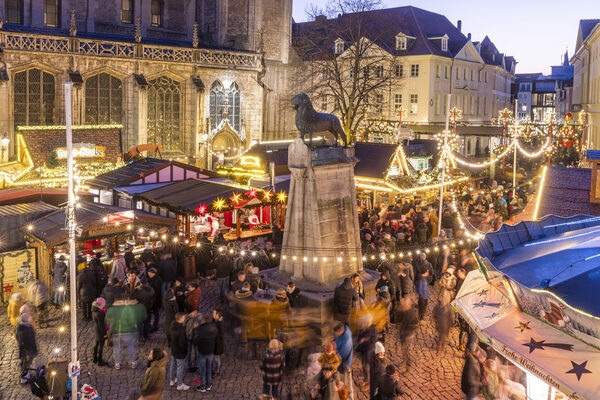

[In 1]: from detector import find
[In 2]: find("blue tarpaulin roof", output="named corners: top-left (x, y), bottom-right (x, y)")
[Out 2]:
top-left (477, 214), bottom-right (600, 317)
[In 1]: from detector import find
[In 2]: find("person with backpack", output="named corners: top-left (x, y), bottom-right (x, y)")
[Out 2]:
top-left (16, 313), bottom-right (38, 383)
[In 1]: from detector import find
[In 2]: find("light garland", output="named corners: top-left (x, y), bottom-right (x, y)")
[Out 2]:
top-left (17, 124), bottom-right (123, 131)
top-left (533, 166), bottom-right (548, 220)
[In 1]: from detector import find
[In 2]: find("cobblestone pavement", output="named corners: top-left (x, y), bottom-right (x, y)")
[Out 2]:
top-left (0, 280), bottom-right (468, 400)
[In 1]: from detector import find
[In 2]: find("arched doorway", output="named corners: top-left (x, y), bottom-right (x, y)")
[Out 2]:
top-left (211, 123), bottom-right (241, 166)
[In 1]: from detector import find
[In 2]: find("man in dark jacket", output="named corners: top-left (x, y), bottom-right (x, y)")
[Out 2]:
top-left (159, 253), bottom-right (177, 296)
top-left (162, 288), bottom-right (178, 343)
top-left (395, 293), bottom-right (419, 368)
top-left (16, 313), bottom-right (37, 383)
top-left (193, 314), bottom-right (218, 392)
top-left (212, 308), bottom-right (224, 377)
top-left (52, 255), bottom-right (68, 306)
top-left (415, 253), bottom-right (434, 321)
top-left (286, 281), bottom-right (302, 308)
top-left (195, 234), bottom-right (212, 278)
top-left (77, 265), bottom-right (98, 321)
top-left (169, 313), bottom-right (190, 391)
top-left (101, 278), bottom-right (123, 308)
top-left (375, 272), bottom-right (397, 302)
top-left (333, 277), bottom-right (358, 323)
top-left (379, 365), bottom-right (404, 399)
top-left (124, 245), bottom-right (135, 270)
top-left (214, 254), bottom-right (232, 303)
top-left (369, 342), bottom-right (386, 400)
top-left (146, 268), bottom-right (163, 332)
top-left (461, 345), bottom-right (482, 400)
top-left (88, 252), bottom-right (106, 297)
top-left (132, 282), bottom-right (154, 340)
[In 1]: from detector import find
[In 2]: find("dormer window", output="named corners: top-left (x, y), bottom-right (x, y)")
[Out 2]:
top-left (396, 34), bottom-right (407, 50)
top-left (441, 37), bottom-right (448, 52)
top-left (334, 39), bottom-right (344, 55)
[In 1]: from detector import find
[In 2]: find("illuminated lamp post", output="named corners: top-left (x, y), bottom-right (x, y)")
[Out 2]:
top-left (1, 132), bottom-right (9, 163)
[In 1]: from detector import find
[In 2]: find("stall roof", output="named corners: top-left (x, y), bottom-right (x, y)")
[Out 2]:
top-left (0, 201), bottom-right (57, 217)
top-left (114, 182), bottom-right (172, 194)
top-left (136, 178), bottom-right (249, 213)
top-left (476, 214), bottom-right (600, 317)
top-left (354, 142), bottom-right (398, 179)
top-left (27, 201), bottom-right (177, 247)
top-left (87, 158), bottom-right (217, 190)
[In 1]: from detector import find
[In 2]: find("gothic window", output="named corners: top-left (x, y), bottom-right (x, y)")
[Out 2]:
top-left (151, 0), bottom-right (162, 27)
top-left (209, 81), bottom-right (242, 133)
top-left (14, 68), bottom-right (56, 127)
top-left (228, 83), bottom-right (241, 133)
top-left (44, 0), bottom-right (60, 27)
top-left (85, 73), bottom-right (123, 124)
top-left (6, 0), bottom-right (23, 24)
top-left (147, 76), bottom-right (182, 151)
top-left (121, 0), bottom-right (133, 24)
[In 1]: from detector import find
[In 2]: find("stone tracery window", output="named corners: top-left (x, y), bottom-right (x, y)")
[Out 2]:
top-left (85, 73), bottom-right (123, 124)
top-left (209, 81), bottom-right (241, 133)
top-left (14, 68), bottom-right (56, 127)
top-left (147, 75), bottom-right (182, 151)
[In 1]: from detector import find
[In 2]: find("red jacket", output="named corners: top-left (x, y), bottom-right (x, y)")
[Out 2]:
top-left (186, 288), bottom-right (201, 312)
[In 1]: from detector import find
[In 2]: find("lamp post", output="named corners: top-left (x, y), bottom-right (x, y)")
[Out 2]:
top-left (438, 94), bottom-right (452, 236)
top-left (1, 132), bottom-right (9, 163)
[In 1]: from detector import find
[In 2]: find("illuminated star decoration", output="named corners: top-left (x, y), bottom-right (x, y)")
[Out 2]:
top-left (566, 360), bottom-right (592, 381)
top-left (515, 321), bottom-right (531, 333)
top-left (246, 189), bottom-right (257, 198)
top-left (195, 203), bottom-right (208, 216)
top-left (277, 191), bottom-right (287, 203)
top-left (262, 190), bottom-right (272, 202)
top-left (522, 337), bottom-right (574, 354)
top-left (213, 197), bottom-right (225, 211)
top-left (230, 192), bottom-right (242, 205)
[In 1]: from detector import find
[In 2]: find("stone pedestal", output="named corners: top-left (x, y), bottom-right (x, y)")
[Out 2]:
top-left (280, 139), bottom-right (363, 284)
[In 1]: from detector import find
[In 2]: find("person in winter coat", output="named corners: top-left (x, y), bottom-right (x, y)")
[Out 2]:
top-left (434, 300), bottom-right (454, 354)
top-left (395, 293), bottom-right (419, 368)
top-left (312, 365), bottom-right (344, 400)
top-left (376, 272), bottom-right (397, 303)
top-left (78, 265), bottom-right (98, 321)
top-left (214, 254), bottom-right (233, 303)
top-left (185, 311), bottom-right (200, 372)
top-left (169, 313), bottom-right (190, 391)
top-left (318, 342), bottom-right (342, 372)
top-left (16, 313), bottom-right (37, 382)
top-left (27, 279), bottom-right (50, 328)
top-left (185, 281), bottom-right (201, 313)
top-left (132, 282), bottom-right (155, 340)
top-left (193, 313), bottom-right (218, 392)
top-left (379, 365), bottom-right (404, 400)
top-left (414, 253), bottom-right (433, 321)
top-left (8, 293), bottom-right (24, 326)
top-left (158, 253), bottom-right (177, 296)
top-left (333, 278), bottom-right (358, 323)
top-left (286, 281), bottom-right (302, 308)
top-left (355, 317), bottom-right (377, 391)
top-left (398, 262), bottom-right (415, 298)
top-left (92, 297), bottom-right (108, 366)
top-left (261, 339), bottom-right (285, 399)
top-left (89, 252), bottom-right (106, 296)
top-left (140, 348), bottom-right (167, 400)
top-left (438, 266), bottom-right (457, 306)
top-left (110, 252), bottom-right (126, 283)
top-left (481, 359), bottom-right (500, 400)
top-left (146, 268), bottom-right (163, 332)
top-left (105, 294), bottom-right (147, 370)
top-left (52, 255), bottom-right (68, 305)
top-left (162, 288), bottom-right (178, 344)
top-left (212, 308), bottom-right (225, 377)
top-left (124, 245), bottom-right (135, 270)
top-left (101, 278), bottom-right (124, 308)
top-left (369, 342), bottom-right (386, 400)
top-left (461, 345), bottom-right (483, 400)
top-left (334, 322), bottom-right (354, 400)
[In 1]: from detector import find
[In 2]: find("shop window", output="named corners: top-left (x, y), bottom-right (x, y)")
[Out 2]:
top-left (44, 0), bottom-right (60, 27)
top-left (6, 0), bottom-right (23, 24)
top-left (151, 0), bottom-right (161, 27)
top-left (14, 68), bottom-right (56, 128)
top-left (147, 75), bottom-right (182, 151)
top-left (85, 73), bottom-right (123, 124)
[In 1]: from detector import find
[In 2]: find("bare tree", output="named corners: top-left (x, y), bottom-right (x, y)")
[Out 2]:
top-left (294, 0), bottom-right (399, 143)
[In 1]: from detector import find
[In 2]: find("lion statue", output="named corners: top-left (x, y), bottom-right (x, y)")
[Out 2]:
top-left (291, 93), bottom-right (348, 147)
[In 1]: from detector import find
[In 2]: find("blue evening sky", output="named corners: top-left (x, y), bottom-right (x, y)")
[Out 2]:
top-left (292, 0), bottom-right (600, 74)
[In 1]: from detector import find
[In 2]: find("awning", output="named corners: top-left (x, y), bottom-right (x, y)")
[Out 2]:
top-left (408, 123), bottom-right (504, 136)
top-left (453, 270), bottom-right (600, 400)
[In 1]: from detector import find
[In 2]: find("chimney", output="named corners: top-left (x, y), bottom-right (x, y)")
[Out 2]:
top-left (457, 20), bottom-right (462, 32)
top-left (315, 15), bottom-right (327, 23)
top-left (467, 33), bottom-right (471, 41)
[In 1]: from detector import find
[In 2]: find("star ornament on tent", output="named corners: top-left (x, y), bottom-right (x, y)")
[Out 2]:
top-left (566, 360), bottom-right (592, 381)
top-left (515, 321), bottom-right (531, 333)
top-left (522, 337), bottom-right (574, 353)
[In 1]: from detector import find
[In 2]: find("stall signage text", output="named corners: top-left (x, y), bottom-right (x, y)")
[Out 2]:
top-left (56, 145), bottom-right (106, 159)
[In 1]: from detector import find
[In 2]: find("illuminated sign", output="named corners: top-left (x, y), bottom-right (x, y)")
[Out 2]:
top-left (240, 156), bottom-right (261, 168)
top-left (106, 210), bottom-right (134, 226)
top-left (56, 145), bottom-right (106, 159)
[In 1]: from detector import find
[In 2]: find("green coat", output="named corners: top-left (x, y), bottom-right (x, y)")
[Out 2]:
top-left (140, 353), bottom-right (168, 398)
top-left (105, 300), bottom-right (147, 334)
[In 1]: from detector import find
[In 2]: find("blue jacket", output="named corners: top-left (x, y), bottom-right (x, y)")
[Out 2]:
top-left (335, 325), bottom-right (353, 372)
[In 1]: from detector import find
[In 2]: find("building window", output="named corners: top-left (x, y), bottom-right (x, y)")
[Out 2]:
top-left (476, 96), bottom-right (481, 115)
top-left (44, 0), bottom-right (60, 27)
top-left (483, 96), bottom-right (488, 114)
top-left (228, 82), bottom-right (241, 133)
top-left (394, 94), bottom-right (402, 110)
top-left (463, 69), bottom-right (467, 80)
top-left (209, 81), bottom-right (241, 133)
top-left (410, 94), bottom-right (418, 114)
top-left (471, 70), bottom-right (475, 81)
top-left (151, 0), bottom-right (162, 27)
top-left (6, 0), bottom-right (23, 24)
top-left (374, 94), bottom-right (384, 112)
top-left (435, 94), bottom-right (440, 115)
top-left (485, 71), bottom-right (489, 83)
top-left (436, 65), bottom-right (441, 78)
top-left (374, 65), bottom-right (384, 78)
top-left (147, 75), bottom-right (182, 151)
top-left (456, 68), bottom-right (460, 80)
top-left (441, 38), bottom-right (448, 52)
top-left (85, 73), bottom-right (123, 124)
top-left (410, 64), bottom-right (419, 77)
top-left (321, 95), bottom-right (328, 111)
top-left (445, 66), bottom-right (449, 79)
top-left (14, 68), bottom-right (56, 127)
top-left (334, 39), bottom-right (344, 55)
top-left (121, 0), bottom-right (133, 23)
top-left (363, 66), bottom-right (370, 79)
top-left (469, 96), bottom-right (474, 115)
top-left (395, 64), bottom-right (403, 78)
top-left (396, 35), bottom-right (407, 50)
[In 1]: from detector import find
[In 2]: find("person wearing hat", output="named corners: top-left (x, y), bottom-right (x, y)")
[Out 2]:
top-left (16, 312), bottom-right (37, 382)
top-left (92, 297), bottom-right (108, 366)
top-left (438, 265), bottom-right (457, 306)
top-left (378, 365), bottom-right (404, 399)
top-left (260, 339), bottom-right (285, 399)
top-left (52, 255), bottom-right (68, 306)
top-left (369, 342), bottom-right (386, 400)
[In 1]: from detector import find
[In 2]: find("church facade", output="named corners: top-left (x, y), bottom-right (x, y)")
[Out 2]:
top-left (0, 0), bottom-right (296, 168)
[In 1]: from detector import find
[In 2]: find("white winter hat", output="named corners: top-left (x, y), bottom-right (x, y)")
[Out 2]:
top-left (375, 341), bottom-right (385, 355)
